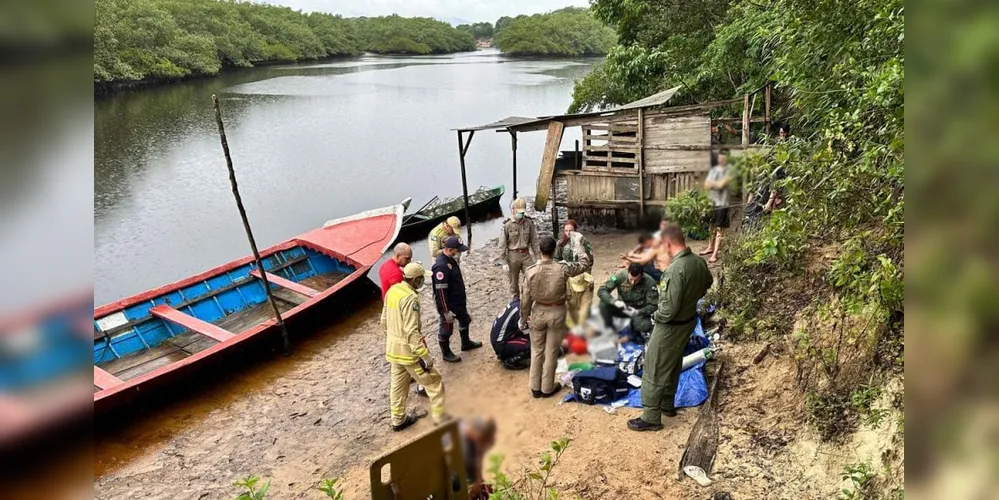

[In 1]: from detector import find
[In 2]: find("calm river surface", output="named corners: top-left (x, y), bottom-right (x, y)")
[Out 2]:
top-left (95, 49), bottom-right (594, 304)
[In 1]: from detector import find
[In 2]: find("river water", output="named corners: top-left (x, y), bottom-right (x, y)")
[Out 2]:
top-left (95, 49), bottom-right (594, 305)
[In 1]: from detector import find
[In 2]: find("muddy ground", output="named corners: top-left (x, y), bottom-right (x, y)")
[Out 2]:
top-left (93, 232), bottom-right (857, 499)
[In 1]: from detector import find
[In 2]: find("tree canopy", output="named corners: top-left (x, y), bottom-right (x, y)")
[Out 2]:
top-left (571, 0), bottom-right (903, 446)
top-left (95, 0), bottom-right (475, 88)
top-left (493, 7), bottom-right (616, 56)
top-left (456, 22), bottom-right (494, 40)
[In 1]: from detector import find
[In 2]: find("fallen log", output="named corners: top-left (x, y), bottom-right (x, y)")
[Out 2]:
top-left (677, 361), bottom-right (724, 482)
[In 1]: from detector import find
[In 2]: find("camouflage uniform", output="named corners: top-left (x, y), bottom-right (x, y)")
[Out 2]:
top-left (597, 270), bottom-right (659, 334)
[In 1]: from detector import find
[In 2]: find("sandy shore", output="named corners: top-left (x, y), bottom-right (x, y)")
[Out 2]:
top-left (94, 231), bottom-right (850, 499)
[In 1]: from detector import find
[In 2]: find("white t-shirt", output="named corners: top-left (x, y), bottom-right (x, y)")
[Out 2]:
top-left (706, 164), bottom-right (734, 208)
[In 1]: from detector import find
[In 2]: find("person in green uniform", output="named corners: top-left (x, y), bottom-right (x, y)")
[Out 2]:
top-left (629, 224), bottom-right (713, 432)
top-left (596, 263), bottom-right (658, 336)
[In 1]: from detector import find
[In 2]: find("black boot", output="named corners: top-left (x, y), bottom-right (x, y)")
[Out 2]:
top-left (439, 341), bottom-right (461, 363)
top-left (460, 330), bottom-right (483, 351)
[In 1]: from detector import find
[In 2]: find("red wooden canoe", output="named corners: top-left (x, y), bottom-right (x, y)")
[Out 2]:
top-left (92, 201), bottom-right (408, 413)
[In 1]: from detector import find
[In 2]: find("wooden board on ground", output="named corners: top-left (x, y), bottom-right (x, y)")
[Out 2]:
top-left (369, 420), bottom-right (467, 500)
top-left (678, 361), bottom-right (724, 481)
top-left (534, 121), bottom-right (565, 211)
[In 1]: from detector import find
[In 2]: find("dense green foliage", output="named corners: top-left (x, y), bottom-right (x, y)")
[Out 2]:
top-left (578, 0), bottom-right (903, 444)
top-left (664, 190), bottom-right (712, 240)
top-left (94, 0), bottom-right (475, 87)
top-left (456, 22), bottom-right (494, 40)
top-left (353, 16), bottom-right (476, 55)
top-left (493, 7), bottom-right (616, 56)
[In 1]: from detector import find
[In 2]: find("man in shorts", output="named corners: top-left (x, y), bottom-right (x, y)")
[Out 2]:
top-left (702, 149), bottom-right (735, 263)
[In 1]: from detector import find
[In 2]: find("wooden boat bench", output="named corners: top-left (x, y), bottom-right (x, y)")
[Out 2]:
top-left (94, 366), bottom-right (124, 390)
top-left (150, 305), bottom-right (237, 343)
top-left (249, 269), bottom-right (319, 298)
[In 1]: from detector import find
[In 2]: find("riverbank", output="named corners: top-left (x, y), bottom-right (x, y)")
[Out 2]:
top-left (93, 231), bottom-right (870, 499)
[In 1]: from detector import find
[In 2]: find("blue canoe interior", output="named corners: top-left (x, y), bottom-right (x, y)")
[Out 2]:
top-left (93, 245), bottom-right (356, 386)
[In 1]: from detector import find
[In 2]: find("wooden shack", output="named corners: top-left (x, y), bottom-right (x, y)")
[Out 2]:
top-left (453, 85), bottom-right (771, 238)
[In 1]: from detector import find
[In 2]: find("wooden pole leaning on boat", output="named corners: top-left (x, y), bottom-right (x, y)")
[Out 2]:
top-left (212, 94), bottom-right (292, 355)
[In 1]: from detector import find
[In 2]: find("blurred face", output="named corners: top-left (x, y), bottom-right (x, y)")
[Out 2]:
top-left (563, 223), bottom-right (574, 237)
top-left (396, 249), bottom-right (412, 266)
top-left (445, 224), bottom-right (455, 235)
top-left (718, 154), bottom-right (728, 166)
top-left (629, 273), bottom-right (641, 285)
top-left (659, 219), bottom-right (669, 232)
top-left (778, 127), bottom-right (788, 138)
top-left (407, 276), bottom-right (425, 290)
top-left (444, 247), bottom-right (458, 258)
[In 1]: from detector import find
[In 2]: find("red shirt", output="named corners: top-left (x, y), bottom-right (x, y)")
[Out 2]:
top-left (378, 259), bottom-right (404, 299)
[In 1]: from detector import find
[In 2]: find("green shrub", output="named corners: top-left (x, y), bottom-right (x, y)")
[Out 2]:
top-left (664, 189), bottom-right (712, 240)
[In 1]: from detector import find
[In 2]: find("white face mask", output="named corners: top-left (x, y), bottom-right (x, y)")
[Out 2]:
top-left (514, 212), bottom-right (525, 221)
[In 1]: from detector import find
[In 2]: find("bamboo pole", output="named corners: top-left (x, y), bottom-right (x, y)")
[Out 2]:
top-left (212, 94), bottom-right (291, 355)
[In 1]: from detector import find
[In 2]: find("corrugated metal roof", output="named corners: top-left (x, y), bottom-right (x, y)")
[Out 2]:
top-left (610, 85), bottom-right (682, 111)
top-left (452, 86), bottom-right (682, 132)
top-left (452, 116), bottom-right (538, 132)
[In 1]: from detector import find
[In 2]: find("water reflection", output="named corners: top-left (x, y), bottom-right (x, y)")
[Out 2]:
top-left (94, 49), bottom-right (595, 304)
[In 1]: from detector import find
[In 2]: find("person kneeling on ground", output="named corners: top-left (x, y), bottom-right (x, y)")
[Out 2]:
top-left (461, 417), bottom-right (497, 500)
top-left (381, 262), bottom-right (449, 431)
top-left (597, 263), bottom-right (659, 338)
top-left (490, 299), bottom-right (530, 370)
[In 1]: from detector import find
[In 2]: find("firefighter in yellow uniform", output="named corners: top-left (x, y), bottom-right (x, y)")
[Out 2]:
top-left (428, 216), bottom-right (462, 261)
top-left (381, 262), bottom-right (448, 431)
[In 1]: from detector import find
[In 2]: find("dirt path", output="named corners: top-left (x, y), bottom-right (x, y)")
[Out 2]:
top-left (94, 232), bottom-right (847, 499)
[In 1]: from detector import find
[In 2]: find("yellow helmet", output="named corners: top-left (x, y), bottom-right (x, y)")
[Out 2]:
top-left (446, 216), bottom-right (461, 230)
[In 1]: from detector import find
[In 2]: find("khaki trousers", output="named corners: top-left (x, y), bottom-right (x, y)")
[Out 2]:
top-left (565, 273), bottom-right (594, 328)
top-left (529, 305), bottom-right (567, 393)
top-left (389, 362), bottom-right (445, 426)
top-left (506, 251), bottom-right (534, 298)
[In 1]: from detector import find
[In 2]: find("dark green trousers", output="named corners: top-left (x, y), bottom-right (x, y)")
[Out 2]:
top-left (640, 321), bottom-right (696, 424)
top-left (598, 301), bottom-right (654, 334)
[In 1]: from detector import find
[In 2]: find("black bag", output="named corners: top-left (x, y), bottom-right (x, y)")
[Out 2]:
top-left (572, 367), bottom-right (630, 405)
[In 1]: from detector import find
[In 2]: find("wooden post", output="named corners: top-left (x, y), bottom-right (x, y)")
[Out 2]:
top-left (212, 95), bottom-right (291, 355)
top-left (456, 130), bottom-right (475, 246)
top-left (550, 178), bottom-right (558, 235)
top-left (574, 139), bottom-right (580, 169)
top-left (764, 83), bottom-right (772, 136)
top-left (637, 107), bottom-right (646, 223)
top-left (742, 94), bottom-right (752, 205)
top-left (742, 94), bottom-right (751, 149)
top-left (510, 130), bottom-right (518, 199)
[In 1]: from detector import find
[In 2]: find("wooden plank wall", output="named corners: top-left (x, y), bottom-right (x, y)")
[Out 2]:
top-left (582, 117), bottom-right (639, 169)
top-left (556, 110), bottom-right (713, 228)
top-left (643, 114), bottom-right (712, 174)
